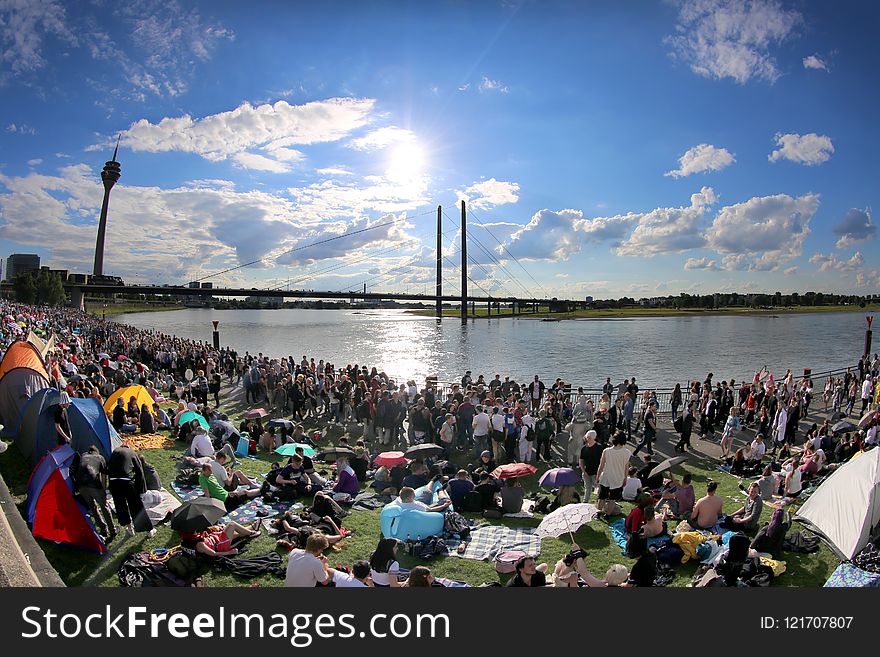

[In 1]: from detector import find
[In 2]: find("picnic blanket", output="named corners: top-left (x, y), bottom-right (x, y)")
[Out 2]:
top-left (503, 499), bottom-right (536, 518)
top-left (124, 432), bottom-right (176, 451)
top-left (608, 517), bottom-right (674, 555)
top-left (824, 563), bottom-right (880, 588)
top-left (351, 491), bottom-right (393, 511)
top-left (142, 488), bottom-right (181, 524)
top-left (170, 482), bottom-right (301, 525)
top-left (448, 524), bottom-right (541, 561)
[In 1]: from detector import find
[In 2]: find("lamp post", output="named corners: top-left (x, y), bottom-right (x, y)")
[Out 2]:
top-left (93, 136), bottom-right (121, 277)
top-left (865, 315), bottom-right (874, 359)
top-left (102, 303), bottom-right (107, 321)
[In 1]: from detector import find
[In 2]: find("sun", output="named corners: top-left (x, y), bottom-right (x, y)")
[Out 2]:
top-left (385, 142), bottom-right (426, 184)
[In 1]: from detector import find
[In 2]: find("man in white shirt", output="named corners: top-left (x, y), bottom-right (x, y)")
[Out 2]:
top-left (394, 486), bottom-right (450, 513)
top-left (285, 534), bottom-right (332, 587)
top-left (189, 426), bottom-right (214, 458)
top-left (328, 560), bottom-right (373, 587)
top-left (866, 424), bottom-right (879, 447)
top-left (862, 375), bottom-right (873, 415)
top-left (472, 405), bottom-right (491, 457)
top-left (746, 434), bottom-right (766, 462)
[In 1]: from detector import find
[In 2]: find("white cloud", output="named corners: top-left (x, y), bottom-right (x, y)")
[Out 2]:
top-left (802, 55), bottom-right (829, 72)
top-left (809, 251), bottom-right (864, 273)
top-left (316, 167), bottom-right (354, 177)
top-left (768, 132), bottom-right (834, 165)
top-left (26, 158), bottom-right (42, 166)
top-left (832, 208), bottom-right (875, 249)
top-left (5, 123), bottom-right (36, 135)
top-left (458, 83), bottom-right (470, 92)
top-left (684, 257), bottom-right (720, 271)
top-left (783, 266), bottom-right (798, 276)
top-left (615, 187), bottom-right (717, 256)
top-left (457, 178), bottom-right (520, 210)
top-left (347, 126), bottom-right (416, 151)
top-left (54, 152), bottom-right (70, 158)
top-left (855, 270), bottom-right (880, 290)
top-left (664, 143), bottom-right (735, 178)
top-left (101, 98), bottom-right (375, 171)
top-left (665, 0), bottom-right (801, 84)
top-left (0, 0), bottom-right (73, 77)
top-left (479, 76), bottom-right (508, 94)
top-left (706, 192), bottom-right (818, 270)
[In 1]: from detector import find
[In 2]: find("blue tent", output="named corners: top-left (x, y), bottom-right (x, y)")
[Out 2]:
top-left (10, 388), bottom-right (122, 465)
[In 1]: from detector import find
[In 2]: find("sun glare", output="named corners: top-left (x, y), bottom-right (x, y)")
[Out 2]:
top-left (386, 142), bottom-right (426, 184)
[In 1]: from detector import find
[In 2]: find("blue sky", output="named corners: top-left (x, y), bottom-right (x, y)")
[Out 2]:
top-left (1, 0), bottom-right (878, 299)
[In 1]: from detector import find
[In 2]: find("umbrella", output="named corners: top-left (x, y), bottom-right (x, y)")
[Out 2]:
top-left (374, 451), bottom-right (409, 467)
top-left (316, 446), bottom-right (356, 462)
top-left (178, 410), bottom-right (210, 431)
top-left (535, 503), bottom-right (600, 541)
top-left (67, 373), bottom-right (83, 383)
top-left (245, 408), bottom-right (268, 419)
top-left (170, 497), bottom-right (226, 533)
top-left (491, 463), bottom-right (538, 480)
top-left (858, 410), bottom-right (878, 429)
top-left (97, 353), bottom-right (111, 360)
top-left (404, 443), bottom-right (444, 460)
top-left (275, 443), bottom-right (317, 457)
top-left (539, 467), bottom-right (581, 488)
top-left (83, 363), bottom-right (101, 375)
top-left (832, 420), bottom-right (858, 435)
top-left (267, 418), bottom-right (294, 429)
top-left (648, 455), bottom-right (689, 480)
top-left (116, 355), bottom-right (128, 361)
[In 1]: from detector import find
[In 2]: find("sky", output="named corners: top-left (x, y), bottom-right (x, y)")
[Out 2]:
top-left (0, 0), bottom-right (878, 300)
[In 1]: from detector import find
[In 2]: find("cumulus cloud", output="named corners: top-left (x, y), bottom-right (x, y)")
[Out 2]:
top-left (315, 167), bottom-right (354, 177)
top-left (665, 0), bottom-right (802, 84)
top-left (26, 158), bottom-right (42, 166)
top-left (616, 187), bottom-right (717, 256)
top-left (231, 152), bottom-right (293, 173)
top-left (855, 270), bottom-right (880, 290)
top-left (479, 76), bottom-right (508, 93)
top-left (458, 178), bottom-right (520, 210)
top-left (831, 208), bottom-right (875, 249)
top-left (783, 266), bottom-right (798, 276)
top-left (347, 126), bottom-right (415, 151)
top-left (684, 257), bottom-right (720, 271)
top-left (809, 251), bottom-right (864, 273)
top-left (665, 143), bottom-right (736, 178)
top-left (705, 192), bottom-right (819, 270)
top-left (802, 55), bottom-right (829, 72)
top-left (768, 132), bottom-right (834, 165)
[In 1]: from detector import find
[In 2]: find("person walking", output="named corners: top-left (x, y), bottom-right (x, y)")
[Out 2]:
top-left (632, 401), bottom-right (657, 457)
top-left (107, 444), bottom-right (155, 538)
top-left (675, 402), bottom-right (695, 453)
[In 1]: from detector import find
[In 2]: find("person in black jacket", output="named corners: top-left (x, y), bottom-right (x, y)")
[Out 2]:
top-left (675, 403), bottom-right (695, 453)
top-left (108, 444), bottom-right (155, 537)
top-left (73, 446), bottom-right (117, 539)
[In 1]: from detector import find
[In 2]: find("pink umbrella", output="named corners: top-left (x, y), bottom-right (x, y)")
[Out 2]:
top-left (374, 451), bottom-right (409, 467)
top-left (491, 463), bottom-right (538, 480)
top-left (245, 408), bottom-right (268, 419)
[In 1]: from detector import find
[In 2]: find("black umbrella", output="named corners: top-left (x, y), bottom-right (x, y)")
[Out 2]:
top-left (404, 443), bottom-right (444, 459)
top-left (169, 497), bottom-right (226, 533)
top-left (832, 420), bottom-right (858, 435)
top-left (648, 455), bottom-right (689, 480)
top-left (268, 418), bottom-right (294, 429)
top-left (316, 447), bottom-right (356, 462)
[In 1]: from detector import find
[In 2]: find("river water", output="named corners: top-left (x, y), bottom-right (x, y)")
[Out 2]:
top-left (113, 308), bottom-right (872, 388)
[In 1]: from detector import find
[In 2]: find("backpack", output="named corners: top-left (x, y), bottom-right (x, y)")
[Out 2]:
top-left (727, 532), bottom-right (751, 563)
top-left (495, 550), bottom-right (527, 574)
top-left (443, 511), bottom-right (471, 537)
top-left (460, 490), bottom-right (484, 513)
top-left (175, 467), bottom-right (201, 487)
top-left (408, 536), bottom-right (448, 560)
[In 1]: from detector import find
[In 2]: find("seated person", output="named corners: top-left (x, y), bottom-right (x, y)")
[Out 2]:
top-left (350, 444), bottom-right (370, 482)
top-left (750, 508), bottom-right (790, 559)
top-left (499, 477), bottom-right (525, 514)
top-left (641, 505), bottom-right (666, 538)
top-left (389, 463), bottom-right (408, 491)
top-left (505, 555), bottom-right (549, 587)
top-left (178, 520), bottom-right (260, 557)
top-left (544, 484), bottom-right (581, 513)
top-left (625, 532), bottom-right (657, 587)
top-left (209, 452), bottom-right (257, 491)
top-left (276, 513), bottom-right (346, 551)
top-left (663, 473), bottom-right (695, 519)
top-left (624, 494), bottom-right (653, 534)
top-left (274, 455), bottom-right (315, 500)
top-left (755, 466), bottom-right (779, 500)
top-left (446, 470), bottom-right (476, 511)
top-left (189, 425), bottom-right (214, 458)
top-left (138, 455), bottom-right (162, 491)
top-left (394, 486), bottom-right (451, 513)
top-left (474, 472), bottom-right (501, 511)
top-left (198, 464), bottom-right (261, 511)
top-left (721, 482), bottom-right (763, 533)
top-left (621, 466), bottom-right (641, 502)
top-left (414, 473), bottom-right (445, 505)
top-left (745, 433), bottom-right (766, 466)
top-left (403, 565), bottom-right (434, 587)
top-left (690, 480), bottom-right (723, 529)
top-left (402, 461), bottom-right (429, 489)
top-left (152, 403), bottom-right (171, 430)
top-left (552, 543), bottom-right (607, 588)
top-left (371, 465), bottom-right (397, 495)
top-left (111, 397), bottom-right (128, 432)
top-left (139, 403), bottom-right (157, 434)
top-left (326, 560), bottom-right (373, 588)
top-left (332, 456), bottom-right (360, 497)
top-left (637, 455), bottom-right (664, 490)
top-left (296, 447), bottom-right (325, 487)
top-left (469, 451), bottom-right (497, 482)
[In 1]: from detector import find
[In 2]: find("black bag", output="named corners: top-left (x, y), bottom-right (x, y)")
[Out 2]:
top-left (212, 551), bottom-right (285, 579)
top-left (673, 416), bottom-right (683, 434)
top-left (443, 511), bottom-right (471, 537)
top-left (460, 490), bottom-right (484, 513)
top-left (783, 531), bottom-right (820, 554)
top-left (175, 467), bottom-right (201, 487)
top-left (408, 536), bottom-right (448, 560)
top-left (727, 532), bottom-right (751, 563)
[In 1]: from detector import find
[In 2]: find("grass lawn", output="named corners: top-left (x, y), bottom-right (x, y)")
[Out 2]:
top-left (0, 391), bottom-right (841, 588)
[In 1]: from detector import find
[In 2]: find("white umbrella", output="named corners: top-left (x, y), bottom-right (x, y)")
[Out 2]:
top-left (535, 503), bottom-right (600, 541)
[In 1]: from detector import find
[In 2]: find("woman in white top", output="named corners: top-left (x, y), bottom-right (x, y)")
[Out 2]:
top-left (369, 538), bottom-right (401, 588)
top-left (783, 461), bottom-right (802, 498)
top-left (596, 433), bottom-right (631, 499)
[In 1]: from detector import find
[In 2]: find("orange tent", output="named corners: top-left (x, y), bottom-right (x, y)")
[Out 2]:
top-left (0, 341), bottom-right (50, 426)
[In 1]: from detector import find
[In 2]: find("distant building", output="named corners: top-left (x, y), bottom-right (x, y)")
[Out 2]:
top-left (584, 296), bottom-right (594, 303)
top-left (5, 253), bottom-right (40, 280)
top-left (245, 296), bottom-right (283, 307)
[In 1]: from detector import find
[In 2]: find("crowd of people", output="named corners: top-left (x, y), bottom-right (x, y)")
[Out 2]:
top-left (1, 298), bottom-right (878, 587)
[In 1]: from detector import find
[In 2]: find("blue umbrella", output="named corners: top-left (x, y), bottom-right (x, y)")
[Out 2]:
top-left (275, 443), bottom-right (317, 457)
top-left (539, 467), bottom-right (581, 488)
top-left (178, 410), bottom-right (210, 431)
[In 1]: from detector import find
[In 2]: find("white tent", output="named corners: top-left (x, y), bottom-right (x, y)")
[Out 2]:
top-left (795, 449), bottom-right (880, 560)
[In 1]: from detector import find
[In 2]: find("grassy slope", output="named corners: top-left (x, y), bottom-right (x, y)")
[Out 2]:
top-left (0, 386), bottom-right (839, 588)
top-left (83, 304), bottom-right (183, 317)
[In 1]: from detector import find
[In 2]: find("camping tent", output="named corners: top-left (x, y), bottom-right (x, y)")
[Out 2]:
top-left (25, 443), bottom-right (107, 554)
top-left (795, 448), bottom-right (880, 560)
top-left (10, 388), bottom-right (122, 465)
top-left (103, 384), bottom-right (155, 415)
top-left (0, 341), bottom-right (50, 427)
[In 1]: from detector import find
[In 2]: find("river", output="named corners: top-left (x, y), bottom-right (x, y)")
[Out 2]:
top-left (113, 308), bottom-right (870, 388)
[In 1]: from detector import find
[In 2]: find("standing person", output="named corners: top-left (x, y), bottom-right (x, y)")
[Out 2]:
top-left (578, 430), bottom-right (603, 503)
top-left (72, 446), bottom-right (117, 540)
top-left (471, 404), bottom-right (491, 458)
top-left (595, 432), bottom-right (631, 515)
top-left (490, 406), bottom-right (506, 463)
top-left (670, 384), bottom-right (682, 423)
top-left (632, 401), bottom-right (657, 457)
top-left (675, 402), bottom-right (695, 453)
top-left (534, 409), bottom-right (554, 461)
top-left (621, 392), bottom-right (635, 440)
top-left (53, 392), bottom-right (73, 446)
top-left (528, 375), bottom-right (545, 411)
top-left (720, 407), bottom-right (740, 459)
top-left (518, 414), bottom-right (535, 463)
top-left (771, 403), bottom-right (788, 456)
top-left (862, 374), bottom-right (874, 416)
top-left (107, 444), bottom-right (156, 538)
